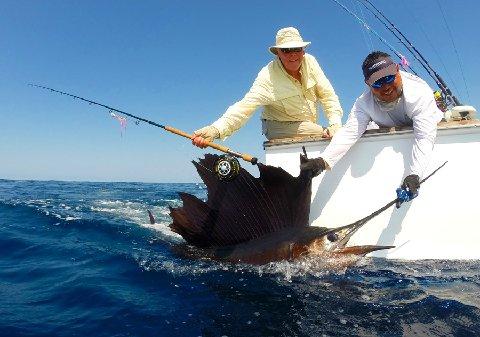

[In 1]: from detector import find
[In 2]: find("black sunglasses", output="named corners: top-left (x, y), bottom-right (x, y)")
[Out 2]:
top-left (280, 47), bottom-right (303, 53)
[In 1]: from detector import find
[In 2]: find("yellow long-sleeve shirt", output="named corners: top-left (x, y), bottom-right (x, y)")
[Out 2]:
top-left (212, 53), bottom-right (343, 139)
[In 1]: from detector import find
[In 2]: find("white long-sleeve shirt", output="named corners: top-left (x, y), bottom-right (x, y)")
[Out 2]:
top-left (321, 71), bottom-right (443, 178)
top-left (211, 54), bottom-right (343, 139)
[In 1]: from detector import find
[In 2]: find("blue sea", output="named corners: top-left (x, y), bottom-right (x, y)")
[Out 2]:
top-left (1, 179), bottom-right (479, 337)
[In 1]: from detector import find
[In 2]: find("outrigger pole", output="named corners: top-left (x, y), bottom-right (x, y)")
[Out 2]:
top-left (29, 84), bottom-right (258, 166)
top-left (356, 0), bottom-right (461, 106)
top-left (329, 0), bottom-right (418, 75)
top-left (330, 0), bottom-right (461, 107)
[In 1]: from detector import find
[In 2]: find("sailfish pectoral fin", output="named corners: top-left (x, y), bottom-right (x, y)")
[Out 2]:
top-left (336, 245), bottom-right (395, 256)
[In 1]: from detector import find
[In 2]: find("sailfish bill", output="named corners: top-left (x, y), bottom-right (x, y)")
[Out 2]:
top-left (167, 154), bottom-right (393, 265)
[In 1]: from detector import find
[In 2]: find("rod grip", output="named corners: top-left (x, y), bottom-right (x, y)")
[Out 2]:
top-left (165, 125), bottom-right (230, 152)
top-left (164, 126), bottom-right (193, 140)
top-left (240, 153), bottom-right (256, 164)
top-left (203, 140), bottom-right (233, 154)
top-left (164, 125), bottom-right (257, 164)
top-left (203, 142), bottom-right (257, 164)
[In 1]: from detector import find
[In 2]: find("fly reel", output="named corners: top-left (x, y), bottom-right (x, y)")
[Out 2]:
top-left (214, 155), bottom-right (240, 181)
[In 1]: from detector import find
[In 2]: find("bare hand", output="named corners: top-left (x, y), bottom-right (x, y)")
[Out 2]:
top-left (322, 128), bottom-right (332, 139)
top-left (192, 135), bottom-right (209, 148)
top-left (322, 124), bottom-right (341, 138)
top-left (192, 125), bottom-right (220, 148)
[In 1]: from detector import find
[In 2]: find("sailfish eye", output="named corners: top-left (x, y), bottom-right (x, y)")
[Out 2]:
top-left (327, 232), bottom-right (339, 242)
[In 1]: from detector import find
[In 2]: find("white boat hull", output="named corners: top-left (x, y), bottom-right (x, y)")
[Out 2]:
top-left (265, 122), bottom-right (480, 260)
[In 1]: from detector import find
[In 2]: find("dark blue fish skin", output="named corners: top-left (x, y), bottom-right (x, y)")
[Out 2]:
top-left (169, 154), bottom-right (392, 265)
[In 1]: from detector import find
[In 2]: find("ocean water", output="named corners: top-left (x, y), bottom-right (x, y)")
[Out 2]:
top-left (0, 179), bottom-right (479, 337)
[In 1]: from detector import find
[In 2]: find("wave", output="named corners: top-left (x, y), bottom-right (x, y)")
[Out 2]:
top-left (2, 180), bottom-right (480, 336)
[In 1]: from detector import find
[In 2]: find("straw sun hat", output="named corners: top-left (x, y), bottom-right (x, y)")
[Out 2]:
top-left (269, 27), bottom-right (311, 55)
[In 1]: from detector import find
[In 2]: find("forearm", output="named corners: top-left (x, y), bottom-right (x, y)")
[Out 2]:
top-left (320, 127), bottom-right (361, 169)
top-left (211, 98), bottom-right (260, 139)
top-left (212, 74), bottom-right (272, 139)
top-left (409, 136), bottom-right (436, 178)
top-left (409, 98), bottom-right (441, 178)
top-left (320, 108), bottom-right (368, 168)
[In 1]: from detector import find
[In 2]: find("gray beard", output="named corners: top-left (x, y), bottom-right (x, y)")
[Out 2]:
top-left (374, 87), bottom-right (404, 112)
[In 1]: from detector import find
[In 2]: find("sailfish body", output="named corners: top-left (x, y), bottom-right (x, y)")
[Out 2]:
top-left (169, 154), bottom-right (392, 265)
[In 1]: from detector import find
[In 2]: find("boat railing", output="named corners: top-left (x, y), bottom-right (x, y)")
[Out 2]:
top-left (263, 119), bottom-right (480, 148)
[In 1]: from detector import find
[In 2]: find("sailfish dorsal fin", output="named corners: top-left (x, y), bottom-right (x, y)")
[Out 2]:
top-left (169, 154), bottom-right (312, 248)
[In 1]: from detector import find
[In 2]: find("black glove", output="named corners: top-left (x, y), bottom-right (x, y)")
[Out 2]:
top-left (402, 174), bottom-right (420, 195)
top-left (300, 156), bottom-right (326, 178)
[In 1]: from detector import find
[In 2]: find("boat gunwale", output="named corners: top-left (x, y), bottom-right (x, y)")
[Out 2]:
top-left (263, 119), bottom-right (480, 148)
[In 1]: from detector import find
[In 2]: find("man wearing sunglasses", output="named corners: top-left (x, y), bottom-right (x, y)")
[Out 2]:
top-left (301, 51), bottom-right (443, 206)
top-left (192, 27), bottom-right (343, 147)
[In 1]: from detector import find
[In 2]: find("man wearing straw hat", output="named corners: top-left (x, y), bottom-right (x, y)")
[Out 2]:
top-left (192, 27), bottom-right (343, 147)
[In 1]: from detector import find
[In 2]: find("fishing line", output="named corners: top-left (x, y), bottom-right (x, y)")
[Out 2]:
top-left (349, 0), bottom-right (374, 52)
top-left (330, 0), bottom-right (399, 55)
top-left (201, 159), bottom-right (260, 243)
top-left (355, 0), bottom-right (427, 76)
top-left (388, 240), bottom-right (410, 254)
top-left (229, 174), bottom-right (262, 242)
top-left (238, 175), bottom-right (265, 238)
top-left (196, 162), bottom-right (216, 175)
top-left (329, 0), bottom-right (420, 76)
top-left (435, 0), bottom-right (471, 104)
top-left (30, 84), bottom-right (259, 181)
top-left (356, 0), bottom-right (375, 50)
top-left (240, 170), bottom-right (281, 237)
top-left (194, 166), bottom-right (234, 246)
top-left (400, 1), bottom-right (460, 98)
top-left (238, 172), bottom-right (272, 239)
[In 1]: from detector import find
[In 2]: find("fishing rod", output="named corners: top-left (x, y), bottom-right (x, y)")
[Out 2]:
top-left (29, 84), bottom-right (258, 180)
top-left (355, 0), bottom-right (461, 106)
top-left (349, 160), bottom-right (448, 229)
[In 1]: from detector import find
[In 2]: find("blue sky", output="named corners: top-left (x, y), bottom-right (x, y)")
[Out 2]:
top-left (1, 0), bottom-right (478, 182)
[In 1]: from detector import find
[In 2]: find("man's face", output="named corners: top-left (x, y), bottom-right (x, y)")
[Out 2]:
top-left (368, 67), bottom-right (403, 103)
top-left (277, 48), bottom-right (305, 74)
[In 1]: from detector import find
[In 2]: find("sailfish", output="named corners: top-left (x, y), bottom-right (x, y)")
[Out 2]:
top-left (166, 154), bottom-right (393, 265)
